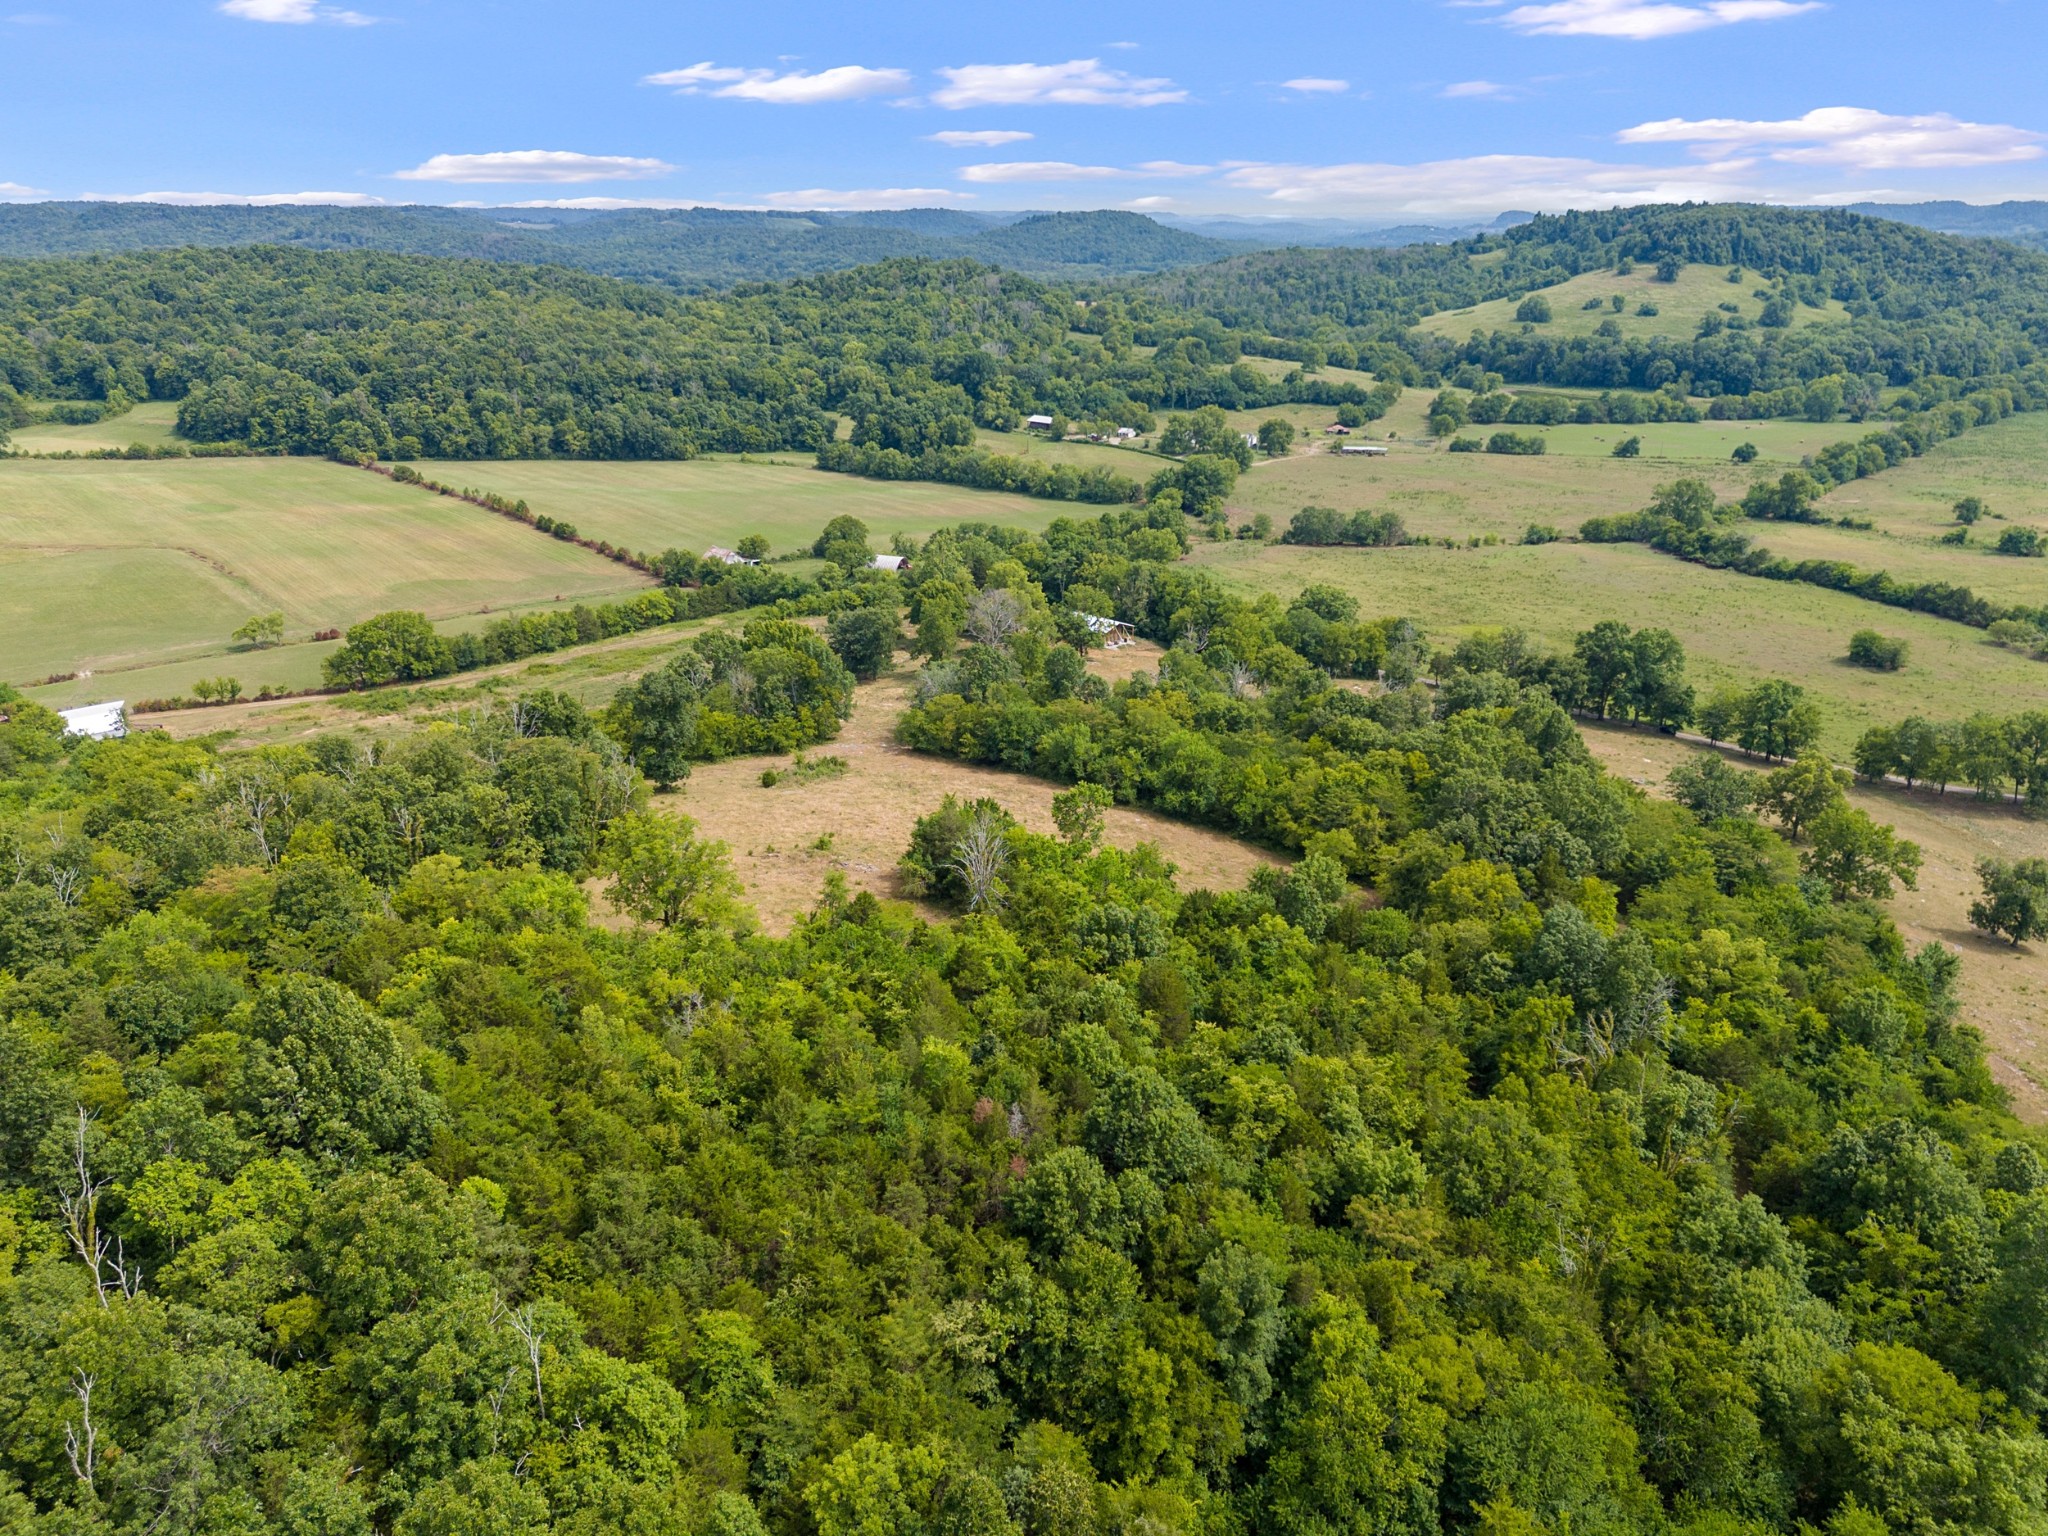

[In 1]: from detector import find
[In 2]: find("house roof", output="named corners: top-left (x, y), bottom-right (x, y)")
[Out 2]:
top-left (869, 554), bottom-right (909, 570)
top-left (59, 701), bottom-right (127, 740)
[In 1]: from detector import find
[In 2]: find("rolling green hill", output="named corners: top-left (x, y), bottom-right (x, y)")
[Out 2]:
top-left (0, 202), bottom-right (1247, 287)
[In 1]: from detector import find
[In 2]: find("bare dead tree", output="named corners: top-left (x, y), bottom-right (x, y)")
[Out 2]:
top-left (59, 1108), bottom-right (141, 1307)
top-left (964, 588), bottom-right (1026, 648)
top-left (950, 811), bottom-right (1011, 914)
top-left (507, 1307), bottom-right (547, 1420)
top-left (1226, 662), bottom-right (1257, 700)
top-left (63, 1370), bottom-right (96, 1494)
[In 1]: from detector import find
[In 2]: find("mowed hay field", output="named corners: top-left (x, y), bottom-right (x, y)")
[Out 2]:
top-left (1415, 261), bottom-right (1849, 344)
top-left (1580, 720), bottom-right (2048, 1121)
top-left (1824, 409), bottom-right (2048, 539)
top-left (1195, 538), bottom-right (2048, 755)
top-left (655, 665), bottom-right (1285, 934)
top-left (407, 456), bottom-right (1076, 562)
top-left (5, 400), bottom-right (184, 453)
top-left (1226, 442), bottom-right (1758, 539)
top-left (0, 456), bottom-right (643, 686)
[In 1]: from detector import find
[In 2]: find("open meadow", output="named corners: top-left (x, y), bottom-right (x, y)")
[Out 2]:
top-left (5, 399), bottom-right (183, 452)
top-left (1823, 408), bottom-right (2048, 538)
top-left (0, 455), bottom-right (643, 689)
top-left (1195, 536), bottom-right (2048, 754)
top-left (1415, 260), bottom-right (1850, 343)
top-left (408, 453), bottom-right (1076, 560)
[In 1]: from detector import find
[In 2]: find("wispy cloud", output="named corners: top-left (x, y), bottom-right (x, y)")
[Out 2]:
top-left (643, 62), bottom-right (910, 104)
top-left (925, 129), bottom-right (1034, 147)
top-left (1481, 0), bottom-right (1822, 38)
top-left (394, 151), bottom-right (676, 184)
top-left (219, 0), bottom-right (372, 24)
top-left (1619, 106), bottom-right (2045, 168)
top-left (83, 190), bottom-right (385, 205)
top-left (499, 197), bottom-right (711, 210)
top-left (1441, 79), bottom-right (1514, 98)
top-left (0, 181), bottom-right (47, 197)
top-left (932, 59), bottom-right (1187, 109)
top-left (1283, 77), bottom-right (1351, 94)
top-left (959, 161), bottom-right (1127, 183)
top-left (957, 158), bottom-right (1213, 184)
top-left (1218, 152), bottom-right (1756, 211)
top-left (759, 187), bottom-right (970, 209)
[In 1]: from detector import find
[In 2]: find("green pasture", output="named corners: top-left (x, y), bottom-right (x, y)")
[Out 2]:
top-left (0, 456), bottom-right (638, 686)
top-left (1195, 538), bottom-right (2048, 754)
top-left (1416, 262), bottom-right (1849, 344)
top-left (408, 455), bottom-right (1075, 560)
top-left (1226, 444), bottom-right (1757, 541)
top-left (6, 400), bottom-right (183, 453)
top-left (1823, 410), bottom-right (2048, 538)
top-left (1737, 517), bottom-right (2048, 609)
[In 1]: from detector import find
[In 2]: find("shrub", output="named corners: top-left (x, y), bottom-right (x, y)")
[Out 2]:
top-left (1997, 526), bottom-right (2044, 557)
top-left (1484, 432), bottom-right (1547, 456)
top-left (1521, 523), bottom-right (1562, 545)
top-left (1448, 437), bottom-right (1484, 453)
top-left (1514, 295), bottom-right (1553, 324)
top-left (1846, 630), bottom-right (1908, 671)
top-left (1731, 442), bottom-right (1758, 463)
top-left (1612, 436), bottom-right (1642, 459)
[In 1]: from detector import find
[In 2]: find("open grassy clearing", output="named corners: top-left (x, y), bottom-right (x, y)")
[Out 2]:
top-left (968, 428), bottom-right (1173, 472)
top-left (1824, 409), bottom-right (2048, 538)
top-left (1417, 261), bottom-right (1849, 343)
top-left (6, 400), bottom-right (182, 452)
top-left (1729, 517), bottom-right (2048, 608)
top-left (1531, 417), bottom-right (1855, 463)
top-left (1225, 443), bottom-right (1755, 540)
top-left (408, 455), bottom-right (1072, 560)
top-left (1579, 720), bottom-right (2048, 1122)
top-left (0, 455), bottom-right (640, 687)
top-left (655, 663), bottom-right (1284, 935)
top-left (1195, 538), bottom-right (2048, 754)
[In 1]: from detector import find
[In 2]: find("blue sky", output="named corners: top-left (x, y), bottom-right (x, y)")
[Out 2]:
top-left (1, 0), bottom-right (2042, 216)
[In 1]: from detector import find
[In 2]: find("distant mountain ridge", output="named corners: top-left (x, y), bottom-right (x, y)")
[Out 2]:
top-left (0, 202), bottom-right (1248, 287)
top-left (1840, 201), bottom-right (2048, 248)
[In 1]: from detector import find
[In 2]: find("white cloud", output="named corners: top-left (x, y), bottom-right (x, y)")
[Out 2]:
top-left (1619, 106), bottom-right (2045, 169)
top-left (932, 59), bottom-right (1187, 109)
top-left (219, 0), bottom-right (372, 24)
top-left (1488, 0), bottom-right (1821, 38)
top-left (1218, 152), bottom-right (1756, 212)
top-left (925, 129), bottom-right (1035, 147)
top-left (84, 189), bottom-right (385, 205)
top-left (1283, 77), bottom-right (1351, 93)
top-left (0, 181), bottom-right (47, 196)
top-left (958, 158), bottom-right (1212, 184)
top-left (759, 187), bottom-right (971, 209)
top-left (1125, 196), bottom-right (1178, 209)
top-left (959, 161), bottom-right (1128, 183)
top-left (643, 62), bottom-right (910, 103)
top-left (394, 151), bottom-right (675, 184)
top-left (1441, 80), bottom-right (1512, 98)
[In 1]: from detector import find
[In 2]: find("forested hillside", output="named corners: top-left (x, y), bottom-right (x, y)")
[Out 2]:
top-left (0, 204), bottom-right (1245, 287)
top-left (3, 205), bottom-right (2046, 461)
top-left (1133, 204), bottom-right (2048, 394)
top-left (2, 498), bottom-right (2046, 1536)
top-left (0, 248), bottom-right (1368, 460)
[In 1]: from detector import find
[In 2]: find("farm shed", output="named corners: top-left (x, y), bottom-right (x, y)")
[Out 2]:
top-left (869, 554), bottom-right (910, 571)
top-left (1338, 444), bottom-right (1389, 456)
top-left (704, 546), bottom-right (760, 566)
top-left (1078, 613), bottom-right (1137, 649)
